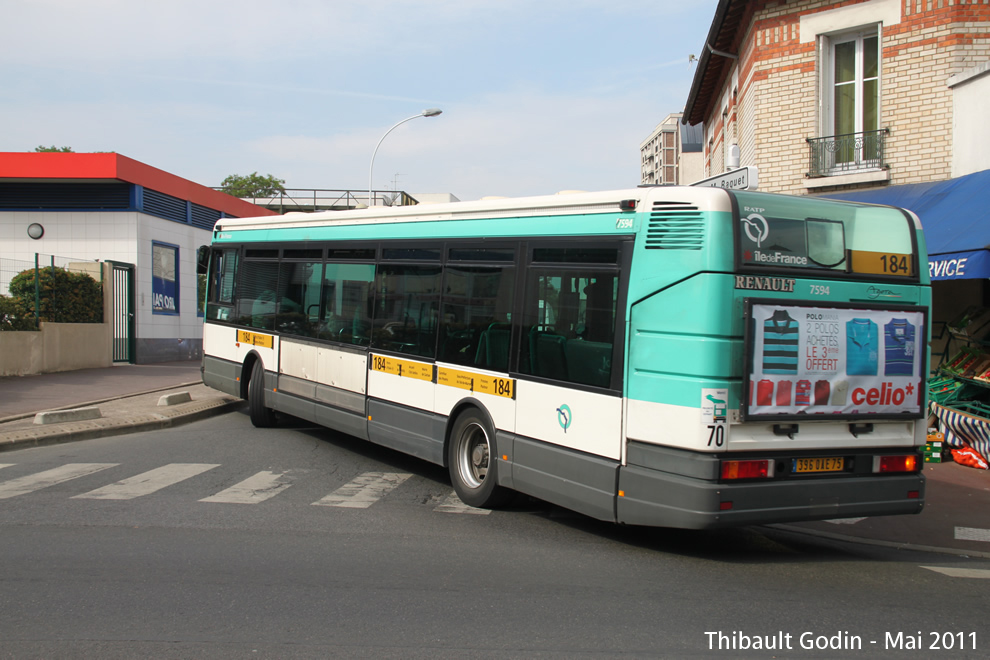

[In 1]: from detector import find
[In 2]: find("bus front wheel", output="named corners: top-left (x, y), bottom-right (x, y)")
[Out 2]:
top-left (448, 409), bottom-right (511, 509)
top-left (248, 360), bottom-right (276, 428)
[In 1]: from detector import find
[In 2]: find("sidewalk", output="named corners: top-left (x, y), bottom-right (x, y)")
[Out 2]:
top-left (0, 363), bottom-right (988, 557)
top-left (0, 361), bottom-right (242, 450)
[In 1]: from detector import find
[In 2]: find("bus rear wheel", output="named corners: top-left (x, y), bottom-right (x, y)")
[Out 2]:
top-left (248, 360), bottom-right (276, 428)
top-left (448, 410), bottom-right (511, 509)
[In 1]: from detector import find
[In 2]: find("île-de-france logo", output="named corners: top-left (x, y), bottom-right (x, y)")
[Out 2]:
top-left (556, 404), bottom-right (572, 433)
top-left (741, 212), bottom-right (769, 248)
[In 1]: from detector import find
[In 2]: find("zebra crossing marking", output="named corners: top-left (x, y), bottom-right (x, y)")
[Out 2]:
top-left (0, 463), bottom-right (495, 514)
top-left (72, 463), bottom-right (220, 500)
top-left (955, 526), bottom-right (990, 543)
top-left (433, 492), bottom-right (491, 515)
top-left (312, 471), bottom-right (412, 508)
top-left (0, 463), bottom-right (118, 499)
top-left (199, 470), bottom-right (302, 504)
top-left (921, 566), bottom-right (990, 579)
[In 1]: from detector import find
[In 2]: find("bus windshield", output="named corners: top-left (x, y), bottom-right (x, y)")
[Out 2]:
top-left (732, 190), bottom-right (917, 279)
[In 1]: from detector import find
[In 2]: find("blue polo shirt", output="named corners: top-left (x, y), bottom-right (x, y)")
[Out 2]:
top-left (846, 318), bottom-right (878, 376)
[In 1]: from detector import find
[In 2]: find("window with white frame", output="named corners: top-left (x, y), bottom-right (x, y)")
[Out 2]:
top-left (822, 26), bottom-right (881, 169)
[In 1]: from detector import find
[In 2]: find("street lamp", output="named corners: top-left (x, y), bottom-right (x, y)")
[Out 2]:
top-left (368, 108), bottom-right (442, 206)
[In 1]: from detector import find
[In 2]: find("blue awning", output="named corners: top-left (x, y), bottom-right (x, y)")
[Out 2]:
top-left (822, 169), bottom-right (990, 280)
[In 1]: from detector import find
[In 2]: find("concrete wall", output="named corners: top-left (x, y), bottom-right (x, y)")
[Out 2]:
top-left (0, 322), bottom-right (111, 376)
top-left (950, 63), bottom-right (990, 177)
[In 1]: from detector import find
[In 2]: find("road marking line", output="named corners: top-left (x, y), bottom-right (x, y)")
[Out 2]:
top-left (0, 464), bottom-right (13, 471)
top-left (73, 463), bottom-right (219, 500)
top-left (312, 472), bottom-right (411, 508)
top-left (824, 517), bottom-right (867, 525)
top-left (0, 464), bottom-right (118, 499)
top-left (955, 526), bottom-right (990, 543)
top-left (921, 566), bottom-right (990, 579)
top-left (434, 492), bottom-right (491, 515)
top-left (200, 470), bottom-right (299, 504)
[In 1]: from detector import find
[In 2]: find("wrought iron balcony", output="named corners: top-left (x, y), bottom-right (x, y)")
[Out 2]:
top-left (806, 128), bottom-right (889, 178)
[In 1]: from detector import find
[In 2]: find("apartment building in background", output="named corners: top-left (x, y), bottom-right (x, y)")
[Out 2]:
top-left (639, 113), bottom-right (705, 185)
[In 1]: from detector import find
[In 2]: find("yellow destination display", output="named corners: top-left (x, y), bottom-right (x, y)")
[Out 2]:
top-left (370, 354), bottom-right (434, 382)
top-left (849, 250), bottom-right (914, 277)
top-left (236, 330), bottom-right (274, 348)
top-left (437, 367), bottom-right (514, 399)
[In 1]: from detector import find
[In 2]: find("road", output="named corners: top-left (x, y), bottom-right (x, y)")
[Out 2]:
top-left (0, 410), bottom-right (987, 659)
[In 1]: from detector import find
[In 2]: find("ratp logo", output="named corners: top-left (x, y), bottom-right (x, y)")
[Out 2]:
top-left (556, 404), bottom-right (572, 433)
top-left (741, 213), bottom-right (769, 248)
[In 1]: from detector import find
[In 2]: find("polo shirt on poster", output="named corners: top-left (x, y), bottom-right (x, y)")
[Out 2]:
top-left (762, 310), bottom-right (799, 374)
top-left (884, 318), bottom-right (916, 376)
top-left (846, 318), bottom-right (878, 376)
top-left (756, 379), bottom-right (774, 406)
top-left (814, 380), bottom-right (830, 406)
top-left (831, 380), bottom-right (849, 406)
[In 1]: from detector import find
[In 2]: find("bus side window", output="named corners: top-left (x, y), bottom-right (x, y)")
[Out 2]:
top-left (321, 262), bottom-right (375, 346)
top-left (371, 264), bottom-right (442, 358)
top-left (233, 260), bottom-right (281, 330)
top-left (275, 260), bottom-right (323, 338)
top-left (520, 270), bottom-right (617, 388)
top-left (438, 266), bottom-right (515, 370)
top-left (205, 248), bottom-right (238, 322)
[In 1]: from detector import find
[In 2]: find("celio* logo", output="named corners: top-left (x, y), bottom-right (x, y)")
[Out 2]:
top-left (851, 382), bottom-right (915, 406)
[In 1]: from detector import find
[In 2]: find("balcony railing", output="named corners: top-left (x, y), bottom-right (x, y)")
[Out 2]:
top-left (806, 128), bottom-right (889, 178)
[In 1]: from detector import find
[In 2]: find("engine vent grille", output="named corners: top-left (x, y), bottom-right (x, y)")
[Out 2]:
top-left (646, 201), bottom-right (704, 250)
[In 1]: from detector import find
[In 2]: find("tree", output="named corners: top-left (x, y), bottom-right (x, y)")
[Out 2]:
top-left (34, 145), bottom-right (74, 152)
top-left (220, 172), bottom-right (286, 198)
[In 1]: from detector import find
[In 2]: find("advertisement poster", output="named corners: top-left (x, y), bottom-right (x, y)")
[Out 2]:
top-left (744, 302), bottom-right (926, 420)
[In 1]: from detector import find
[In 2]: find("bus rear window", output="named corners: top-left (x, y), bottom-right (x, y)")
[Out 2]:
top-left (733, 191), bottom-right (917, 279)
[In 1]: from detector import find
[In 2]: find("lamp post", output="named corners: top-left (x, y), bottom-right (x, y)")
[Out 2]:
top-left (368, 108), bottom-right (442, 206)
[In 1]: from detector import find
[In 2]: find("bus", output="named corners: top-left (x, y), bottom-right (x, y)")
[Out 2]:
top-left (198, 186), bottom-right (930, 529)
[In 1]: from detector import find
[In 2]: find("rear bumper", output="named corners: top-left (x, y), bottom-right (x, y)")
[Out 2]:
top-left (616, 442), bottom-right (924, 530)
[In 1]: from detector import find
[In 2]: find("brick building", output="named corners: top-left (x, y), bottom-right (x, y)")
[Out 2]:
top-left (679, 0), bottom-right (990, 359)
top-left (682, 0), bottom-right (990, 195)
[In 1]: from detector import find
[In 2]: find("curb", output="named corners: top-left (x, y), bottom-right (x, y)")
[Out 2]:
top-left (0, 396), bottom-right (244, 453)
top-left (767, 523), bottom-right (990, 560)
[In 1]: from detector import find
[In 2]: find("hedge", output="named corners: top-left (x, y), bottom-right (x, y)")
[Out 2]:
top-left (6, 267), bottom-right (103, 326)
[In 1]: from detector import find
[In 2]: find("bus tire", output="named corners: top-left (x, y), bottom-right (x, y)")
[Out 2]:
top-left (448, 409), bottom-right (511, 509)
top-left (248, 360), bottom-right (277, 428)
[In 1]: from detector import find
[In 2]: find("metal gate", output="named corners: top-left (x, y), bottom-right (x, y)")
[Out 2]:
top-left (110, 261), bottom-right (135, 363)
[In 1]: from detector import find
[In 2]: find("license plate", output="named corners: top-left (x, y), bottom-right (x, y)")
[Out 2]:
top-left (792, 457), bottom-right (844, 474)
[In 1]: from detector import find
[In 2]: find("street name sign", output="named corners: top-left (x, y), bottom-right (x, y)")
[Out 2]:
top-left (691, 166), bottom-right (759, 191)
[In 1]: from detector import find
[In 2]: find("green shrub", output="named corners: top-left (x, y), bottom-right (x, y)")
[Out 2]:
top-left (8, 267), bottom-right (103, 324)
top-left (0, 294), bottom-right (37, 331)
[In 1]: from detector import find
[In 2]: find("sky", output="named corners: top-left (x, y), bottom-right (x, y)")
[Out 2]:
top-left (3, 0), bottom-right (718, 202)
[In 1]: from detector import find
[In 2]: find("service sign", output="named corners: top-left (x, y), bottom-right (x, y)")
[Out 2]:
top-left (743, 301), bottom-right (927, 420)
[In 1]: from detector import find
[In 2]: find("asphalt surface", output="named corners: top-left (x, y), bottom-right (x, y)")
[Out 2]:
top-left (1, 360), bottom-right (988, 557)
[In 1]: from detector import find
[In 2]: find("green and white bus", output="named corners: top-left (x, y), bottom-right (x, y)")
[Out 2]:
top-left (199, 186), bottom-right (930, 529)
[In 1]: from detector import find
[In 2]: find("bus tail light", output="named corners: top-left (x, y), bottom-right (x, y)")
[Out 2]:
top-left (721, 459), bottom-right (774, 480)
top-left (873, 455), bottom-right (920, 473)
